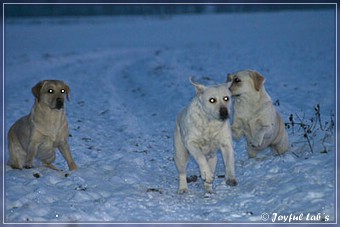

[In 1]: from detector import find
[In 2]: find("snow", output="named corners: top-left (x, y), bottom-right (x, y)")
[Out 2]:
top-left (3, 9), bottom-right (336, 224)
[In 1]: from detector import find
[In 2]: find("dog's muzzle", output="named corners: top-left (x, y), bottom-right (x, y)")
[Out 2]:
top-left (219, 107), bottom-right (229, 121)
top-left (56, 98), bottom-right (64, 109)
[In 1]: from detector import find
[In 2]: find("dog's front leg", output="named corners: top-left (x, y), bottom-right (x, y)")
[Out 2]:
top-left (187, 143), bottom-right (214, 193)
top-left (58, 142), bottom-right (77, 171)
top-left (25, 141), bottom-right (39, 168)
top-left (174, 127), bottom-right (190, 194)
top-left (220, 142), bottom-right (237, 186)
top-left (248, 118), bottom-right (270, 148)
top-left (231, 118), bottom-right (244, 141)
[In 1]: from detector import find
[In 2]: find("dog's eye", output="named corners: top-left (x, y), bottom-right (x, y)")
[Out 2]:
top-left (209, 98), bottom-right (217, 103)
top-left (234, 78), bottom-right (241, 83)
top-left (61, 89), bottom-right (65, 93)
top-left (48, 89), bottom-right (54, 93)
top-left (223, 96), bottom-right (230, 102)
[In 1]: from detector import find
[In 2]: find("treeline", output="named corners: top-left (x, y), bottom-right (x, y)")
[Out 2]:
top-left (4, 4), bottom-right (334, 18)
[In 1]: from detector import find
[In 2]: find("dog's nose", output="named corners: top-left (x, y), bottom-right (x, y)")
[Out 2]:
top-left (56, 98), bottom-right (64, 109)
top-left (219, 107), bottom-right (229, 121)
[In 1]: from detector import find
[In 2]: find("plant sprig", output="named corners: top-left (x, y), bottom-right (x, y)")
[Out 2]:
top-left (285, 104), bottom-right (334, 155)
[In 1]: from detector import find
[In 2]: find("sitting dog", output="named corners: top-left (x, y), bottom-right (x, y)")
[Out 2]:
top-left (227, 70), bottom-right (289, 158)
top-left (174, 77), bottom-right (237, 194)
top-left (7, 80), bottom-right (77, 171)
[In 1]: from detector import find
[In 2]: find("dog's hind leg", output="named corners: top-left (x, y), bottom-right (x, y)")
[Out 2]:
top-left (7, 132), bottom-right (26, 169)
top-left (271, 117), bottom-right (289, 155)
top-left (272, 131), bottom-right (289, 155)
top-left (174, 126), bottom-right (189, 194)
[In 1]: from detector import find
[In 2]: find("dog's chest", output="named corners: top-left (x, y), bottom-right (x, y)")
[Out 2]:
top-left (32, 110), bottom-right (67, 142)
top-left (193, 121), bottom-right (224, 152)
top-left (195, 138), bottom-right (220, 154)
top-left (234, 101), bottom-right (253, 119)
top-left (46, 120), bottom-right (64, 140)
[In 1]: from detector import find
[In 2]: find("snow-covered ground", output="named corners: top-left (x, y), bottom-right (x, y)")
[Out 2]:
top-left (3, 9), bottom-right (336, 223)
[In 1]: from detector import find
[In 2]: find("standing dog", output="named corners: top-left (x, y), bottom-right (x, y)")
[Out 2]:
top-left (174, 77), bottom-right (237, 194)
top-left (7, 80), bottom-right (77, 171)
top-left (227, 70), bottom-right (288, 158)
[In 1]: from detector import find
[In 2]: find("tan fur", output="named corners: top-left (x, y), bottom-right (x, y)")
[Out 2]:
top-left (7, 80), bottom-right (77, 171)
top-left (227, 70), bottom-right (288, 158)
top-left (174, 77), bottom-right (237, 194)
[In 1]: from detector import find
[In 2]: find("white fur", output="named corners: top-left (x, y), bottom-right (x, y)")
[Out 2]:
top-left (228, 70), bottom-right (289, 158)
top-left (174, 78), bottom-right (237, 194)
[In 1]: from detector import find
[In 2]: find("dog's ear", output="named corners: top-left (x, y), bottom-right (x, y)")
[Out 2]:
top-left (250, 71), bottom-right (265, 91)
top-left (32, 81), bottom-right (46, 102)
top-left (189, 77), bottom-right (206, 95)
top-left (64, 83), bottom-right (71, 101)
top-left (226, 73), bottom-right (234, 83)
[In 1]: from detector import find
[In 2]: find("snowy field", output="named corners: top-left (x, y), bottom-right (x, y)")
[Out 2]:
top-left (3, 9), bottom-right (336, 224)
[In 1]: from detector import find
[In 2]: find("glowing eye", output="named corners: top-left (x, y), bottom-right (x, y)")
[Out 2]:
top-left (209, 98), bottom-right (216, 103)
top-left (234, 78), bottom-right (241, 83)
top-left (223, 96), bottom-right (230, 102)
top-left (48, 89), bottom-right (54, 93)
top-left (61, 89), bottom-right (65, 93)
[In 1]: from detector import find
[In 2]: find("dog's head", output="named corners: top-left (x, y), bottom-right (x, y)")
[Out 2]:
top-left (32, 80), bottom-right (70, 110)
top-left (190, 77), bottom-right (231, 121)
top-left (227, 70), bottom-right (265, 97)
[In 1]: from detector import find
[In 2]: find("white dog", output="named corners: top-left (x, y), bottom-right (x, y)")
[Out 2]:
top-left (227, 70), bottom-right (288, 158)
top-left (174, 77), bottom-right (237, 194)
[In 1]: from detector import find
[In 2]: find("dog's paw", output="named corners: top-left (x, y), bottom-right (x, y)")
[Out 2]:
top-left (24, 163), bottom-right (34, 169)
top-left (226, 178), bottom-right (238, 186)
top-left (178, 188), bottom-right (189, 194)
top-left (246, 147), bottom-right (258, 158)
top-left (249, 137), bottom-right (263, 148)
top-left (249, 141), bottom-right (260, 148)
top-left (68, 162), bottom-right (78, 171)
top-left (204, 182), bottom-right (214, 194)
top-left (201, 171), bottom-right (214, 184)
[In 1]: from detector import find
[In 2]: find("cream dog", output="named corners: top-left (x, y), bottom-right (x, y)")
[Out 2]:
top-left (174, 77), bottom-right (237, 194)
top-left (7, 80), bottom-right (77, 171)
top-left (227, 70), bottom-right (288, 158)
